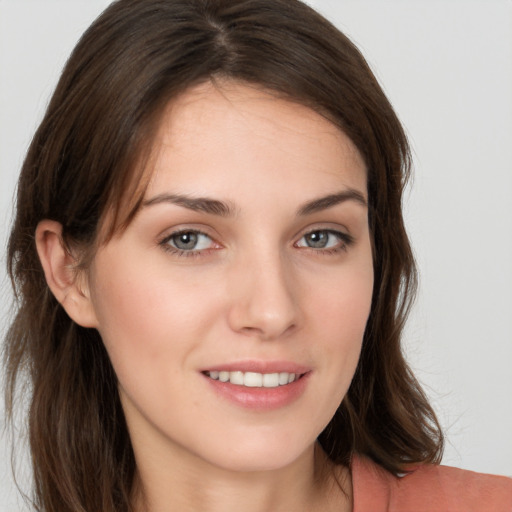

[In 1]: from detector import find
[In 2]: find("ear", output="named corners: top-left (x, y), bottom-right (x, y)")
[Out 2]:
top-left (35, 220), bottom-right (99, 328)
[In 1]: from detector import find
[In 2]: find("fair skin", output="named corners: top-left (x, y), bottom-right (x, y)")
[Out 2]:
top-left (36, 81), bottom-right (374, 512)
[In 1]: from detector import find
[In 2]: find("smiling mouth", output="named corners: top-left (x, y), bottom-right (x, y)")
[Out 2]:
top-left (203, 370), bottom-right (305, 388)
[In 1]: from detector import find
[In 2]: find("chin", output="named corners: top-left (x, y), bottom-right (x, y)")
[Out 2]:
top-left (194, 430), bottom-right (316, 474)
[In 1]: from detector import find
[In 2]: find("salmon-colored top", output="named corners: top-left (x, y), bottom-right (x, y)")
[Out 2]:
top-left (351, 455), bottom-right (512, 512)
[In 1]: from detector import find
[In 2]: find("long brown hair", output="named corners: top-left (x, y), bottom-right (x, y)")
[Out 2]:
top-left (4, 0), bottom-right (443, 510)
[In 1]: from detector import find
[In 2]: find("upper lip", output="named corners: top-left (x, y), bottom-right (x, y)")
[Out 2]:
top-left (201, 360), bottom-right (311, 374)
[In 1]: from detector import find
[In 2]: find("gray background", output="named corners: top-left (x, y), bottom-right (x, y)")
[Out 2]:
top-left (1, 1), bottom-right (511, 509)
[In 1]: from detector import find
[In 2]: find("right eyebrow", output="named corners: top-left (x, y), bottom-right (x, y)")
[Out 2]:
top-left (141, 193), bottom-right (236, 217)
top-left (297, 189), bottom-right (368, 216)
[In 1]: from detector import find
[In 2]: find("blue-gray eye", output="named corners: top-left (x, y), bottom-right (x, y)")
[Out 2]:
top-left (297, 230), bottom-right (345, 249)
top-left (168, 231), bottom-right (213, 251)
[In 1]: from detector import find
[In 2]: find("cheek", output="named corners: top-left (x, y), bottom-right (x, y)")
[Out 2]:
top-left (309, 254), bottom-right (373, 343)
top-left (89, 252), bottom-right (211, 380)
top-left (320, 286), bottom-right (370, 373)
top-left (282, 266), bottom-right (372, 445)
top-left (304, 252), bottom-right (373, 390)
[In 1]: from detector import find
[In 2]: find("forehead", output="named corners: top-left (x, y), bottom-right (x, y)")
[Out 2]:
top-left (145, 80), bottom-right (367, 204)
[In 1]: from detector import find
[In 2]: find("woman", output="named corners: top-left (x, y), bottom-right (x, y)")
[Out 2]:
top-left (3, 0), bottom-right (511, 511)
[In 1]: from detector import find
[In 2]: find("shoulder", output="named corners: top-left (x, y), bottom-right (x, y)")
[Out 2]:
top-left (351, 454), bottom-right (512, 512)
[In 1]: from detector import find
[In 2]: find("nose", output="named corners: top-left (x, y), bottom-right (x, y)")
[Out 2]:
top-left (226, 250), bottom-right (299, 340)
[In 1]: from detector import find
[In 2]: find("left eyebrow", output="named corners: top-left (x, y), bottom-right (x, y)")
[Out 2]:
top-left (142, 193), bottom-right (236, 217)
top-left (297, 189), bottom-right (368, 216)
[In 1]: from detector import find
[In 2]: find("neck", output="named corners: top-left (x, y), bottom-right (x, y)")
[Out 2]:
top-left (131, 442), bottom-right (352, 512)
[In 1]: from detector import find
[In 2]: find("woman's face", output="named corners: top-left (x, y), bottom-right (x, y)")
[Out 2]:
top-left (86, 81), bottom-right (374, 473)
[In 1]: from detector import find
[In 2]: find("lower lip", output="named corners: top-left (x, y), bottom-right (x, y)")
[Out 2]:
top-left (202, 372), bottom-right (311, 411)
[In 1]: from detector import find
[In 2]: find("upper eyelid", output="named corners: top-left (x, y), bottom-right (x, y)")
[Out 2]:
top-left (161, 229), bottom-right (215, 244)
top-left (301, 227), bottom-right (347, 236)
top-left (158, 225), bottom-right (353, 248)
top-left (294, 218), bottom-right (352, 233)
top-left (296, 225), bottom-right (353, 241)
top-left (296, 228), bottom-right (353, 245)
top-left (159, 226), bottom-right (217, 242)
top-left (159, 229), bottom-right (219, 256)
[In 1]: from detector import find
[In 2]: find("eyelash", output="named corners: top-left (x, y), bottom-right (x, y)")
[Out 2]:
top-left (158, 228), bottom-right (354, 258)
top-left (159, 229), bottom-right (218, 258)
top-left (297, 229), bottom-right (354, 254)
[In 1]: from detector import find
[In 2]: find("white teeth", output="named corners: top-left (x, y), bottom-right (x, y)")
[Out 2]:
top-left (278, 372), bottom-right (289, 385)
top-left (244, 372), bottom-right (263, 387)
top-left (230, 371), bottom-right (244, 385)
top-left (206, 370), bottom-right (300, 387)
top-left (263, 373), bottom-right (279, 388)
